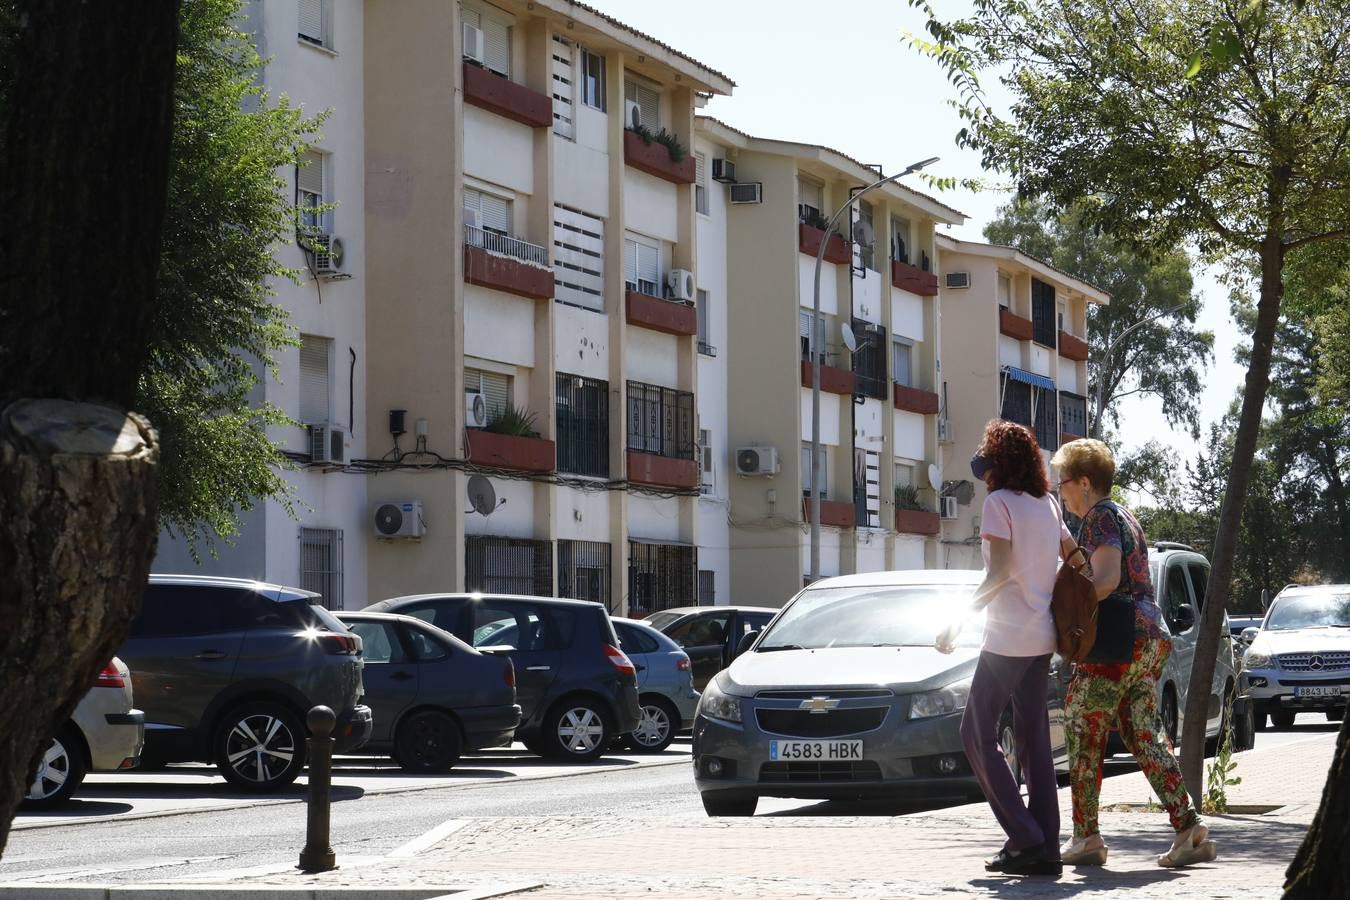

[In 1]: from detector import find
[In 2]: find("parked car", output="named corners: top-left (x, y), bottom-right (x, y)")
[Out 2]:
top-left (23, 657), bottom-right (144, 809)
top-left (365, 593), bottom-right (640, 762)
top-left (334, 611), bottom-right (520, 771)
top-left (611, 617), bottom-right (699, 752)
top-left (1239, 583), bottom-right (1350, 729)
top-left (644, 606), bottom-right (778, 691)
top-left (118, 575), bottom-right (373, 791)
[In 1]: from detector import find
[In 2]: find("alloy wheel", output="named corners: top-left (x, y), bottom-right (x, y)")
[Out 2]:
top-left (999, 722), bottom-right (1021, 785)
top-left (557, 707), bottom-right (605, 755)
top-left (26, 737), bottom-right (72, 801)
top-left (632, 703), bottom-right (673, 749)
top-left (224, 713), bottom-right (297, 784)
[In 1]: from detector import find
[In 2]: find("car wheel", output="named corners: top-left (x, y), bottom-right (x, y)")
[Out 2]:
top-left (998, 719), bottom-right (1022, 786)
top-left (1161, 688), bottom-right (1180, 746)
top-left (22, 726), bottom-right (87, 810)
top-left (1270, 709), bottom-right (1296, 730)
top-left (214, 701), bottom-right (306, 792)
top-left (701, 791), bottom-right (757, 817)
top-left (543, 699), bottom-right (611, 762)
top-left (626, 696), bottom-right (678, 753)
top-left (395, 711), bottom-right (463, 774)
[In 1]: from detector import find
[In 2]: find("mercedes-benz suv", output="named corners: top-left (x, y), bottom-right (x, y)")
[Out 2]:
top-left (1240, 583), bottom-right (1350, 729)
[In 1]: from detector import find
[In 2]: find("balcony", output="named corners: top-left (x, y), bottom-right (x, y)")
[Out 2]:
top-left (798, 222), bottom-right (851, 266)
top-left (465, 428), bottom-right (556, 473)
top-left (1058, 330), bottom-right (1089, 362)
top-left (463, 225), bottom-right (554, 300)
top-left (627, 450), bottom-right (699, 489)
top-left (895, 508), bottom-right (941, 535)
top-left (623, 130), bottom-right (696, 184)
top-left (462, 62), bottom-right (552, 128)
top-left (1060, 431), bottom-right (1086, 447)
top-left (802, 498), bottom-right (856, 529)
top-left (800, 359), bottom-right (855, 396)
top-left (626, 290), bottom-right (697, 336)
top-left (893, 383), bottom-right (940, 415)
top-left (999, 307), bottom-right (1034, 341)
top-left (891, 260), bottom-right (939, 297)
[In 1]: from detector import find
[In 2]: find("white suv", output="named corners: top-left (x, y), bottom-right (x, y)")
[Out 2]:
top-left (1240, 583), bottom-right (1350, 729)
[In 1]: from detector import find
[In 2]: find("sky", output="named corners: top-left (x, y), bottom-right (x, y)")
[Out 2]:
top-left (589, 0), bottom-right (1248, 476)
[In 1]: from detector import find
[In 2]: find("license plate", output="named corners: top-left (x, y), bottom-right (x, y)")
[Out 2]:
top-left (1295, 686), bottom-right (1345, 698)
top-left (768, 740), bottom-right (863, 761)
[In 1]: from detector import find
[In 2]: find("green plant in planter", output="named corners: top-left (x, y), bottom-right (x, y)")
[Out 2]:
top-left (484, 404), bottom-right (540, 438)
top-left (627, 122), bottom-right (655, 143)
top-left (894, 484), bottom-right (925, 512)
top-left (652, 127), bottom-right (687, 163)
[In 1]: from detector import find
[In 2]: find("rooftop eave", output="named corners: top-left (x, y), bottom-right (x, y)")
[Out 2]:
top-left (936, 234), bottom-right (1111, 305)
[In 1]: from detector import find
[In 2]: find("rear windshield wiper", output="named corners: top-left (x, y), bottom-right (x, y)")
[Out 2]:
top-left (757, 643), bottom-right (805, 652)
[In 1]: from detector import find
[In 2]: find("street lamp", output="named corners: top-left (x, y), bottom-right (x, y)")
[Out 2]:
top-left (1089, 302), bottom-right (1188, 439)
top-left (809, 156), bottom-right (940, 583)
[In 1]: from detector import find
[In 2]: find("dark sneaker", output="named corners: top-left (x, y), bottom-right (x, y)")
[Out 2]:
top-left (1000, 848), bottom-right (1063, 877)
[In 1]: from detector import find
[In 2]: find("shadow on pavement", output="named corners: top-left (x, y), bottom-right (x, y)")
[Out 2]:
top-left (969, 870), bottom-right (1186, 896)
top-left (761, 795), bottom-right (969, 817)
top-left (20, 781), bottom-right (366, 805)
top-left (17, 799), bottom-right (133, 819)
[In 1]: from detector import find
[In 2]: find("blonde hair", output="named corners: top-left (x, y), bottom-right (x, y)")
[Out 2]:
top-left (1051, 438), bottom-right (1115, 495)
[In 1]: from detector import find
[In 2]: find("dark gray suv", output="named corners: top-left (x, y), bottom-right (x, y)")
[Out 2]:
top-left (366, 593), bottom-right (639, 762)
top-left (119, 575), bottom-right (373, 791)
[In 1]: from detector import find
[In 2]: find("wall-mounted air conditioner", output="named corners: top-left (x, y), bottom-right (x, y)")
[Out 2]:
top-left (373, 500), bottom-right (425, 539)
top-left (945, 271), bottom-right (971, 289)
top-left (735, 446), bottom-right (779, 476)
top-left (465, 391), bottom-right (487, 428)
top-left (624, 99), bottom-right (642, 131)
top-left (308, 233), bottom-right (345, 274)
top-left (940, 496), bottom-right (959, 519)
top-left (308, 423), bottom-right (347, 466)
top-left (729, 182), bottom-right (762, 204)
top-left (711, 158), bottom-right (736, 183)
top-left (667, 268), bottom-right (696, 303)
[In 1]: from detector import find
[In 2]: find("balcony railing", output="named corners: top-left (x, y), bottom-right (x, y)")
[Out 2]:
top-left (465, 224), bottom-right (548, 265)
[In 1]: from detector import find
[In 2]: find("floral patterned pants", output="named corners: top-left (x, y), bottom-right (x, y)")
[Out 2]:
top-left (1066, 636), bottom-right (1200, 837)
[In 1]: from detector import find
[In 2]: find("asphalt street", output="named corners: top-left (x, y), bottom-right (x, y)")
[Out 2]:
top-left (0, 716), bottom-right (1336, 887)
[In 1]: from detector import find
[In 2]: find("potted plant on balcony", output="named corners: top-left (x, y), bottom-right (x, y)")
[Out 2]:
top-left (894, 484), bottom-right (940, 535)
top-left (467, 405), bottom-right (554, 472)
top-left (484, 404), bottom-right (539, 438)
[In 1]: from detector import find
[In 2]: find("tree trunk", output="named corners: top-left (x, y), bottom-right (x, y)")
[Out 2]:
top-left (0, 0), bottom-right (180, 855)
top-left (1179, 235), bottom-right (1284, 802)
top-left (1315, 440), bottom-right (1350, 580)
top-left (1284, 713), bottom-right (1350, 897)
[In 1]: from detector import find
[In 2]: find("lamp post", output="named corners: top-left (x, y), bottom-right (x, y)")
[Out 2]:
top-left (1089, 302), bottom-right (1188, 439)
top-left (809, 156), bottom-right (940, 583)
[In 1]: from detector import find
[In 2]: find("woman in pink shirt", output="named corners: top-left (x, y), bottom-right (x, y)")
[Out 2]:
top-left (937, 420), bottom-right (1073, 877)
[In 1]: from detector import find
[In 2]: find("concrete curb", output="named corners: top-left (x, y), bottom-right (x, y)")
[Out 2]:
top-left (0, 883), bottom-right (540, 899)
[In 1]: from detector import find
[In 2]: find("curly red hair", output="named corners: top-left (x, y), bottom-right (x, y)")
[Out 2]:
top-left (978, 420), bottom-right (1049, 497)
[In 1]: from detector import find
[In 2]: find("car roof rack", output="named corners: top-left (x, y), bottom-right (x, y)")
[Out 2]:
top-left (1153, 541), bottom-right (1195, 551)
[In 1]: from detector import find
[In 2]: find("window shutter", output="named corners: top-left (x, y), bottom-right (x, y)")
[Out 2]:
top-left (798, 177), bottom-right (822, 212)
top-left (696, 289), bottom-right (709, 345)
top-left (638, 242), bottom-right (658, 288)
top-left (892, 341), bottom-right (912, 387)
top-left (695, 153), bottom-right (706, 185)
top-left (637, 82), bottom-right (659, 128)
top-left (466, 367), bottom-right (512, 421)
top-left (482, 16), bottom-right (510, 76)
top-left (553, 205), bottom-right (604, 310)
top-left (479, 192), bottom-right (509, 234)
top-left (864, 450), bottom-right (881, 528)
top-left (298, 150), bottom-right (324, 198)
top-left (623, 239), bottom-right (637, 289)
top-left (699, 428), bottom-right (714, 494)
top-left (299, 336), bottom-right (331, 424)
top-left (551, 36), bottom-right (575, 139)
top-left (298, 0), bottom-right (325, 44)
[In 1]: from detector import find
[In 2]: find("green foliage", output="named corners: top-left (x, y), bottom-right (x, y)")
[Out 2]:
top-left (1203, 698), bottom-right (1242, 814)
top-left (484, 404), bottom-right (541, 438)
top-left (984, 199), bottom-right (1213, 438)
top-left (800, 206), bottom-right (831, 231)
top-left (652, 127), bottom-right (687, 163)
top-left (627, 122), bottom-right (654, 143)
top-left (894, 484), bottom-right (925, 511)
top-left (141, 0), bottom-right (325, 553)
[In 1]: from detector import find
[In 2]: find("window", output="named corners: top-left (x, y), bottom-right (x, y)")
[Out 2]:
top-left (628, 541), bottom-right (696, 615)
top-left (1186, 563), bottom-right (1210, 611)
top-left (894, 462), bottom-right (915, 488)
top-left (469, 600), bottom-right (577, 652)
top-left (627, 381), bottom-right (694, 460)
top-left (1060, 392), bottom-right (1088, 438)
top-left (299, 335), bottom-right (332, 425)
top-left (463, 187), bottom-right (510, 237)
top-left (553, 205), bottom-right (604, 311)
top-left (403, 622), bottom-right (451, 662)
top-left (1000, 377), bottom-right (1031, 426)
top-left (892, 338), bottom-right (913, 387)
top-left (624, 235), bottom-right (660, 296)
top-left (465, 366), bottom-right (512, 424)
top-left (298, 150), bottom-right (328, 233)
top-left (694, 153), bottom-right (709, 215)
top-left (798, 177), bottom-right (823, 223)
top-left (1031, 278), bottom-right (1057, 347)
top-left (666, 610), bottom-right (728, 647)
top-left (698, 427), bottom-right (715, 495)
top-left (556, 373), bottom-right (609, 477)
top-left (297, 0), bottom-right (332, 48)
top-left (856, 200), bottom-right (876, 271)
top-left (580, 47), bottom-right (606, 111)
top-left (462, 6), bottom-right (510, 77)
top-left (129, 585), bottom-right (256, 638)
top-left (997, 272), bottom-right (1012, 309)
top-left (854, 448), bottom-right (881, 528)
top-left (851, 319), bottom-right (887, 399)
top-left (698, 570), bottom-right (717, 606)
top-left (615, 622), bottom-right (660, 654)
top-left (347, 621), bottom-right (404, 664)
top-left (799, 310), bottom-right (821, 362)
top-left (999, 374), bottom-right (1057, 450)
top-left (558, 540), bottom-right (612, 611)
top-left (465, 536), bottom-right (553, 596)
top-left (623, 77), bottom-right (659, 130)
top-left (1164, 565), bottom-right (1194, 633)
top-left (550, 36), bottom-right (575, 139)
top-left (1057, 300), bottom-right (1068, 334)
top-left (300, 527), bottom-right (344, 610)
top-left (801, 441), bottom-right (827, 498)
top-left (1033, 388), bottom-right (1058, 451)
top-left (891, 217), bottom-right (912, 265)
top-left (696, 288), bottom-right (715, 355)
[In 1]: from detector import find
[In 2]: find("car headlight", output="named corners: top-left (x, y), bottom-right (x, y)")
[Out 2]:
top-left (1243, 652), bottom-right (1272, 670)
top-left (697, 679), bottom-right (743, 724)
top-left (908, 678), bottom-right (972, 720)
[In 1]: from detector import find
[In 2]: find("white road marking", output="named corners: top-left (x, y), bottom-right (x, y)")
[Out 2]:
top-left (388, 818), bottom-right (472, 858)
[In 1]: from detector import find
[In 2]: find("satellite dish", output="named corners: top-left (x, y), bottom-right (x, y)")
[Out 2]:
top-left (927, 463), bottom-right (941, 489)
top-left (852, 218), bottom-right (875, 248)
top-left (840, 322), bottom-right (858, 353)
top-left (466, 475), bottom-right (498, 516)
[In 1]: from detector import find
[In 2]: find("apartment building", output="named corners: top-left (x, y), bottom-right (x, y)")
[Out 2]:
top-left (152, 0), bottom-right (369, 610)
top-left (363, 0), bottom-right (733, 615)
top-left (693, 118), bottom-right (966, 606)
top-left (934, 234), bottom-right (1108, 570)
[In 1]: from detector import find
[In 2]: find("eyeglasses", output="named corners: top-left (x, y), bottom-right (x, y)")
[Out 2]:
top-left (1058, 478), bottom-right (1077, 489)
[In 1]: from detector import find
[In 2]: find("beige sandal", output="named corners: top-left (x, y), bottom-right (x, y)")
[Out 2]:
top-left (1158, 823), bottom-right (1217, 868)
top-left (1061, 834), bottom-right (1108, 866)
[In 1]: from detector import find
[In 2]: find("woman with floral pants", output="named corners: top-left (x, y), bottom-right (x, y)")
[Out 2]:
top-left (1053, 439), bottom-right (1217, 868)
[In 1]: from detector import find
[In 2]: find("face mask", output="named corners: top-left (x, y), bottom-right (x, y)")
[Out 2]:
top-left (970, 453), bottom-right (992, 480)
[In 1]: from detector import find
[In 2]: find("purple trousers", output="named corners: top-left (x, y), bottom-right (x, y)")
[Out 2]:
top-left (959, 650), bottom-right (1059, 854)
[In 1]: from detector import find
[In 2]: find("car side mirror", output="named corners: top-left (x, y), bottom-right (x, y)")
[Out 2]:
top-left (1174, 604), bottom-right (1196, 630)
top-left (734, 629), bottom-right (760, 658)
top-left (1241, 626), bottom-right (1260, 644)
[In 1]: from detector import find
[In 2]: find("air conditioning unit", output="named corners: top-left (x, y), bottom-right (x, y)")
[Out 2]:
top-left (307, 423), bottom-right (347, 466)
top-left (711, 158), bottom-right (737, 183)
top-left (728, 182), bottom-right (762, 204)
top-left (937, 417), bottom-right (954, 444)
top-left (735, 445), bottom-right (779, 476)
top-left (465, 391), bottom-right (488, 428)
top-left (462, 23), bottom-right (484, 63)
top-left (373, 500), bottom-right (425, 539)
top-left (945, 271), bottom-right (971, 289)
top-left (624, 99), bottom-right (642, 131)
top-left (308, 233), bottom-right (345, 275)
top-left (940, 496), bottom-right (959, 520)
top-left (667, 268), bottom-right (695, 303)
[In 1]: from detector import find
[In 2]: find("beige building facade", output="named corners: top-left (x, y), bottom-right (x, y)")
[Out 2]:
top-left (934, 235), bottom-right (1108, 570)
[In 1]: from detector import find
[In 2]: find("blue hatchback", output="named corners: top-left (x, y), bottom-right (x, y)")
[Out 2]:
top-left (612, 617), bottom-right (699, 752)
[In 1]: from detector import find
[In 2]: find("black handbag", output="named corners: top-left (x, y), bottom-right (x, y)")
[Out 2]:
top-left (1079, 502), bottom-right (1137, 665)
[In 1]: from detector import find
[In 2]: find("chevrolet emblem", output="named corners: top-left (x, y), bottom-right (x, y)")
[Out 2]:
top-left (799, 696), bottom-right (840, 714)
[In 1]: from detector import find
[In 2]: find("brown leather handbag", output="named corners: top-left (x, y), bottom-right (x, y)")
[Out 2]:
top-left (1052, 545), bottom-right (1099, 662)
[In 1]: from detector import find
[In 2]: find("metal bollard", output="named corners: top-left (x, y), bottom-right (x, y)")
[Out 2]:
top-left (298, 705), bottom-right (337, 873)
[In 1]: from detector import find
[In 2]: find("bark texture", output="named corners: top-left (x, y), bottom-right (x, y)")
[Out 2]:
top-left (1284, 713), bottom-right (1350, 897)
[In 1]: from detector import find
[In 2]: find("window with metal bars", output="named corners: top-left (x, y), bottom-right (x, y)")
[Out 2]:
top-left (1031, 278), bottom-right (1057, 348)
top-left (1060, 392), bottom-right (1088, 438)
top-left (698, 569), bottom-right (716, 606)
top-left (558, 540), bottom-right (612, 612)
top-left (465, 536), bottom-right (553, 596)
top-left (628, 541), bottom-right (696, 615)
top-left (1034, 387), bottom-right (1059, 450)
top-left (626, 381), bottom-right (694, 460)
top-left (299, 527), bottom-right (343, 610)
top-left (851, 319), bottom-right (886, 399)
top-left (1002, 377), bottom-right (1058, 449)
top-left (556, 373), bottom-right (609, 477)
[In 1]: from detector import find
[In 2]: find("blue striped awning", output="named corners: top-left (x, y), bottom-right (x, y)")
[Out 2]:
top-left (1002, 366), bottom-right (1056, 392)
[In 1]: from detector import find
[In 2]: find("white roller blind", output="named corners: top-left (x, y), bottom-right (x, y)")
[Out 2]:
top-left (624, 78), bottom-right (659, 129)
top-left (483, 16), bottom-right (510, 76)
top-left (299, 336), bottom-right (331, 424)
top-left (624, 237), bottom-right (658, 293)
top-left (551, 35), bottom-right (575, 139)
top-left (298, 0), bottom-right (326, 45)
top-left (694, 154), bottom-right (708, 215)
top-left (464, 188), bottom-right (510, 234)
top-left (798, 177), bottom-right (822, 212)
top-left (298, 150), bottom-right (324, 197)
top-left (465, 367), bottom-right (512, 420)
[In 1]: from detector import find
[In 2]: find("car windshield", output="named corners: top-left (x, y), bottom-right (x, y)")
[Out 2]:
top-left (644, 611), bottom-right (684, 632)
top-left (1267, 592), bottom-right (1350, 631)
top-left (756, 584), bottom-right (982, 650)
